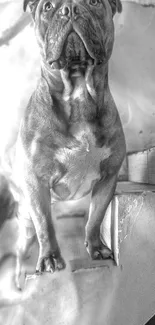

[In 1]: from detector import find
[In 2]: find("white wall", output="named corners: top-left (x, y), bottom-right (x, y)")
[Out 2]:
top-left (110, 3), bottom-right (155, 152)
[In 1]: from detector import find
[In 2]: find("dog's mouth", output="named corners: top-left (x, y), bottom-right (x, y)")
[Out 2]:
top-left (48, 32), bottom-right (95, 76)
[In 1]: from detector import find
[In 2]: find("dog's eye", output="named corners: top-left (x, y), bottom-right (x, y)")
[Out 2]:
top-left (89, 0), bottom-right (101, 6)
top-left (43, 1), bottom-right (53, 12)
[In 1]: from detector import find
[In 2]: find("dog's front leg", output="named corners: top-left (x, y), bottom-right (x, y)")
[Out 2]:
top-left (25, 176), bottom-right (65, 273)
top-left (85, 174), bottom-right (117, 260)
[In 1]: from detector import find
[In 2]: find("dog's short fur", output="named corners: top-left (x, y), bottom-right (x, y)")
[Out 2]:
top-left (14, 0), bottom-right (126, 277)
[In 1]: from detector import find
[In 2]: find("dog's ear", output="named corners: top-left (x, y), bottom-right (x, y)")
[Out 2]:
top-left (108, 0), bottom-right (122, 16)
top-left (23, 0), bottom-right (39, 17)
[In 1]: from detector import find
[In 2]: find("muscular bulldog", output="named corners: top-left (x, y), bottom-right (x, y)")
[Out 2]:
top-left (14, 0), bottom-right (126, 279)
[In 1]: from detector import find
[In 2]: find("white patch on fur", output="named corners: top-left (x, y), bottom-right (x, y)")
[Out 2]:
top-left (71, 76), bottom-right (86, 101)
top-left (86, 83), bottom-right (96, 99)
top-left (30, 132), bottom-right (40, 157)
top-left (30, 139), bottom-right (37, 156)
top-left (72, 84), bottom-right (85, 101)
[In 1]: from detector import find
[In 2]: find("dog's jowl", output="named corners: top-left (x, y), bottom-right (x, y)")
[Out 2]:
top-left (15, 0), bottom-right (126, 278)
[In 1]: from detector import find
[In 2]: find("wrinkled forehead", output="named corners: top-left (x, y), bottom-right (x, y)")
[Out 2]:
top-left (36, 0), bottom-right (108, 10)
top-left (36, 0), bottom-right (111, 22)
top-left (24, 0), bottom-right (121, 21)
top-left (24, 0), bottom-right (110, 14)
top-left (37, 0), bottom-right (106, 5)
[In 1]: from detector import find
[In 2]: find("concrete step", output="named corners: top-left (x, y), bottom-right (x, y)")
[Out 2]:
top-left (65, 182), bottom-right (155, 270)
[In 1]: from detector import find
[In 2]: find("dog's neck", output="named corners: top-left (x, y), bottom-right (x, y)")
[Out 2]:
top-left (41, 60), bottom-right (109, 121)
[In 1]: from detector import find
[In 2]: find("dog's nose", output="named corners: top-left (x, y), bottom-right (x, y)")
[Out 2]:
top-left (61, 3), bottom-right (79, 19)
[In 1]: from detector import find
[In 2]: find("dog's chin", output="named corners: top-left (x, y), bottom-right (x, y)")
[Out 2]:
top-left (48, 55), bottom-right (95, 78)
top-left (61, 58), bottom-right (95, 77)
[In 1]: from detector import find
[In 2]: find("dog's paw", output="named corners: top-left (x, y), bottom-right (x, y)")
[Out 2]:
top-left (85, 239), bottom-right (113, 260)
top-left (36, 252), bottom-right (66, 274)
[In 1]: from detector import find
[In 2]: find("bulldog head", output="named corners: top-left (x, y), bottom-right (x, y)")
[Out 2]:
top-left (24, 0), bottom-right (122, 74)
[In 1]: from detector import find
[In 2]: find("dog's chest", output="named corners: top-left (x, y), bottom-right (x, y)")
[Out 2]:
top-left (51, 124), bottom-right (111, 201)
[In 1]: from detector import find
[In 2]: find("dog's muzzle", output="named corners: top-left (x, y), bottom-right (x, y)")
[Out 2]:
top-left (61, 32), bottom-right (93, 68)
top-left (48, 31), bottom-right (100, 75)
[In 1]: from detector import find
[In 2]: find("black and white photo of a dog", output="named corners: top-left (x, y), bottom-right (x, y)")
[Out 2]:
top-left (1, 0), bottom-right (126, 288)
